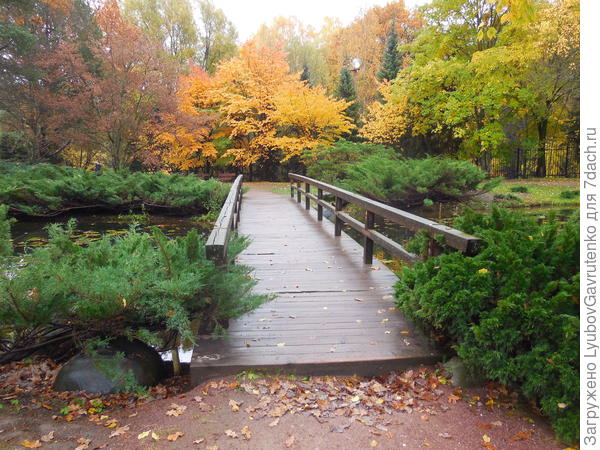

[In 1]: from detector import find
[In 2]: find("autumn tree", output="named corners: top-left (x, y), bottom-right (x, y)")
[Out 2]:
top-left (121, 0), bottom-right (198, 64)
top-left (137, 66), bottom-right (219, 171)
top-left (186, 41), bottom-right (352, 174)
top-left (325, 2), bottom-right (421, 106)
top-left (253, 16), bottom-right (330, 88)
top-left (195, 0), bottom-right (238, 74)
top-left (0, 0), bottom-right (99, 163)
top-left (89, 0), bottom-right (177, 169)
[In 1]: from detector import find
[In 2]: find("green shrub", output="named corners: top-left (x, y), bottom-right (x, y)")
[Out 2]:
top-left (394, 208), bottom-right (579, 443)
top-left (509, 185), bottom-right (529, 193)
top-left (559, 189), bottom-right (579, 199)
top-left (494, 192), bottom-right (522, 202)
top-left (0, 162), bottom-right (229, 216)
top-left (304, 140), bottom-right (396, 184)
top-left (0, 205), bottom-right (14, 257)
top-left (342, 155), bottom-right (496, 207)
top-left (0, 219), bottom-right (266, 359)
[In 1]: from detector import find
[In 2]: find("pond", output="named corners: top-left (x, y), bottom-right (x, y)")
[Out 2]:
top-left (11, 213), bottom-right (211, 255)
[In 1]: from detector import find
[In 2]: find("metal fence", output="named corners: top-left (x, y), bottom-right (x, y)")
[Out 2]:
top-left (477, 143), bottom-right (580, 178)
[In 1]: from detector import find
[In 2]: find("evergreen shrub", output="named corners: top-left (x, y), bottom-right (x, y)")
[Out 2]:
top-left (0, 162), bottom-right (229, 216)
top-left (395, 207), bottom-right (579, 442)
top-left (0, 218), bottom-right (266, 359)
top-left (343, 154), bottom-right (496, 207)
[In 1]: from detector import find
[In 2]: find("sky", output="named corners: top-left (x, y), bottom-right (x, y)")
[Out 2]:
top-left (214, 0), bottom-right (431, 42)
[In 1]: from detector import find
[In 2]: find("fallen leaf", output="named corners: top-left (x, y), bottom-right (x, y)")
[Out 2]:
top-left (447, 394), bottom-right (460, 403)
top-left (557, 402), bottom-right (567, 409)
top-left (276, 343), bottom-right (286, 347)
top-left (370, 440), bottom-right (378, 447)
top-left (285, 434), bottom-right (295, 448)
top-left (151, 431), bottom-right (160, 441)
top-left (241, 425), bottom-right (252, 440)
top-left (109, 425), bottom-right (129, 438)
top-left (224, 429), bottom-right (239, 439)
top-left (40, 431), bottom-right (55, 442)
top-left (269, 418), bottom-right (280, 427)
top-left (167, 431), bottom-right (184, 441)
top-left (491, 421), bottom-right (503, 427)
top-left (354, 298), bottom-right (363, 302)
top-left (480, 444), bottom-right (496, 450)
top-left (20, 441), bottom-right (42, 449)
top-left (166, 403), bottom-right (187, 416)
top-left (476, 424), bottom-right (492, 430)
top-left (439, 432), bottom-right (452, 439)
top-left (192, 438), bottom-right (205, 444)
top-left (137, 430), bottom-right (150, 440)
top-left (400, 331), bottom-right (409, 334)
top-left (482, 434), bottom-right (491, 443)
top-left (206, 446), bottom-right (219, 450)
top-left (75, 438), bottom-right (91, 450)
top-left (384, 330), bottom-right (391, 334)
top-left (351, 395), bottom-right (360, 402)
top-left (229, 399), bottom-right (241, 412)
top-left (510, 431), bottom-right (532, 441)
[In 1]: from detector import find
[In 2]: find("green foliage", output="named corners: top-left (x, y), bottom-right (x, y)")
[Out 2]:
top-left (377, 19), bottom-right (401, 82)
top-left (395, 207), bottom-right (579, 442)
top-left (510, 185), bottom-right (529, 193)
top-left (335, 68), bottom-right (361, 134)
top-left (0, 205), bottom-right (14, 257)
top-left (559, 189), bottom-right (579, 199)
top-left (304, 140), bottom-right (395, 184)
top-left (0, 162), bottom-right (229, 216)
top-left (342, 155), bottom-right (489, 207)
top-left (0, 221), bottom-right (266, 352)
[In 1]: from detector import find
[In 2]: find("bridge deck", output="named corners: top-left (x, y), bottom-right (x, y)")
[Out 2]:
top-left (190, 183), bottom-right (441, 382)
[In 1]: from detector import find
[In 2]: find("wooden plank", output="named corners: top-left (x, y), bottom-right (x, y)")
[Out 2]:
top-left (191, 183), bottom-right (442, 383)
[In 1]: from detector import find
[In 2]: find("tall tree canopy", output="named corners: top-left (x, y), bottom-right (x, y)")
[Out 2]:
top-left (377, 19), bottom-right (401, 82)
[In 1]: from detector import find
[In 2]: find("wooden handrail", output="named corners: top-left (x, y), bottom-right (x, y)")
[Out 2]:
top-left (206, 175), bottom-right (243, 265)
top-left (289, 172), bottom-right (480, 265)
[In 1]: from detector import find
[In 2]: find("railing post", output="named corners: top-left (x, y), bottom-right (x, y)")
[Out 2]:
top-left (427, 236), bottom-right (443, 258)
top-left (317, 188), bottom-right (323, 221)
top-left (290, 180), bottom-right (294, 198)
top-left (296, 181), bottom-right (301, 203)
top-left (364, 210), bottom-right (375, 264)
top-left (334, 196), bottom-right (343, 236)
top-left (305, 183), bottom-right (310, 210)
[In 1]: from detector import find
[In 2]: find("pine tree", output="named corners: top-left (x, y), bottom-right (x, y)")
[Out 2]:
top-left (300, 64), bottom-right (311, 86)
top-left (377, 19), bottom-right (401, 82)
top-left (335, 68), bottom-right (361, 137)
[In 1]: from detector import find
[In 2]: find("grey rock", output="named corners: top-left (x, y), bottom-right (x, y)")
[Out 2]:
top-left (444, 356), bottom-right (486, 388)
top-left (54, 339), bottom-right (165, 394)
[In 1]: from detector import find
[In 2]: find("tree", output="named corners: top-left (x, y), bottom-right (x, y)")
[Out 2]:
top-left (186, 41), bottom-right (352, 171)
top-left (253, 16), bottom-right (330, 88)
top-left (137, 65), bottom-right (219, 171)
top-left (377, 19), bottom-right (401, 82)
top-left (121, 0), bottom-right (198, 64)
top-left (325, 1), bottom-right (421, 106)
top-left (195, 0), bottom-right (238, 74)
top-left (334, 68), bottom-right (361, 137)
top-left (89, 0), bottom-right (177, 169)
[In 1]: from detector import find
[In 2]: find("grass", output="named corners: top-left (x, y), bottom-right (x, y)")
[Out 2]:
top-left (491, 178), bottom-right (579, 207)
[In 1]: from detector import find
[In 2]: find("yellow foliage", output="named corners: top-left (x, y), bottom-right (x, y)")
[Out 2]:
top-left (359, 84), bottom-right (409, 145)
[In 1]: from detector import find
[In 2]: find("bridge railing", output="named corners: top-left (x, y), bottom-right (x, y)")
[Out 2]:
top-left (288, 173), bottom-right (480, 265)
top-left (206, 174), bottom-right (243, 265)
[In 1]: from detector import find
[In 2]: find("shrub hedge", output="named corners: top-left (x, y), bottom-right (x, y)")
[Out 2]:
top-left (0, 217), bottom-right (266, 362)
top-left (0, 162), bottom-right (229, 216)
top-left (395, 207), bottom-right (579, 443)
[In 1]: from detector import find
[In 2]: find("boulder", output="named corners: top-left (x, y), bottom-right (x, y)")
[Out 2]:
top-left (54, 338), bottom-right (165, 394)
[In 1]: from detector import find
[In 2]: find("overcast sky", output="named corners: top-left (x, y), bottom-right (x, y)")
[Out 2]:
top-left (214, 0), bottom-right (431, 42)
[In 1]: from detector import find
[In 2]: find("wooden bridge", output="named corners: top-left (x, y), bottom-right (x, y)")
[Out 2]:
top-left (191, 175), bottom-right (480, 383)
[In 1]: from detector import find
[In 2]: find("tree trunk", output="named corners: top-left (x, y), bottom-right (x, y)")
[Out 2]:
top-left (535, 118), bottom-right (548, 178)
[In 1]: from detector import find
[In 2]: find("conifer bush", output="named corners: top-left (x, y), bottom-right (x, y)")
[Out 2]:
top-left (0, 162), bottom-right (229, 216)
top-left (0, 217), bottom-right (265, 362)
top-left (343, 155), bottom-right (495, 207)
top-left (395, 208), bottom-right (579, 442)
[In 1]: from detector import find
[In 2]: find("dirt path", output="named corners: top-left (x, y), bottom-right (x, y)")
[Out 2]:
top-left (1, 367), bottom-right (563, 450)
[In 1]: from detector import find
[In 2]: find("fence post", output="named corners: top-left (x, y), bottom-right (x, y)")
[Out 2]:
top-left (364, 210), bottom-right (374, 264)
top-left (317, 188), bottom-right (323, 221)
top-left (296, 181), bottom-right (301, 203)
top-left (305, 183), bottom-right (310, 210)
top-left (334, 196), bottom-right (343, 236)
top-left (290, 180), bottom-right (294, 198)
